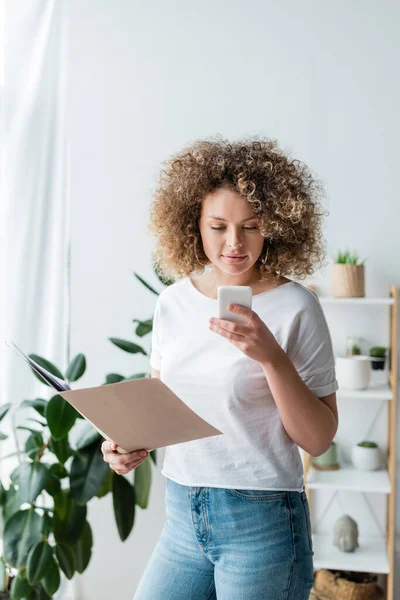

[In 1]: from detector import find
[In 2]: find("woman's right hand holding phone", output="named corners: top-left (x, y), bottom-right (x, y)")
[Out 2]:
top-left (101, 440), bottom-right (150, 475)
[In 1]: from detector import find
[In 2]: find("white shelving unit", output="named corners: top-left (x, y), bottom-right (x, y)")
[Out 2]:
top-left (303, 285), bottom-right (398, 600)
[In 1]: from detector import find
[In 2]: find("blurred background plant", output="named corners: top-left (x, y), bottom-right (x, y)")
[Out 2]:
top-left (333, 248), bottom-right (368, 265)
top-left (0, 267), bottom-right (173, 599)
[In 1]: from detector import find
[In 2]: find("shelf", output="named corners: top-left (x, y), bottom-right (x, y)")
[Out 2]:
top-left (306, 464), bottom-right (391, 493)
top-left (319, 297), bottom-right (394, 305)
top-left (312, 533), bottom-right (389, 573)
top-left (336, 382), bottom-right (393, 401)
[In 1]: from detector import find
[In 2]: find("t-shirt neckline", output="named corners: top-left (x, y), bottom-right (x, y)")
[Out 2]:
top-left (186, 277), bottom-right (295, 301)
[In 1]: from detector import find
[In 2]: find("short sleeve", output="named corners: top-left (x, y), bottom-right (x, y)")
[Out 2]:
top-left (286, 296), bottom-right (339, 398)
top-left (149, 297), bottom-right (162, 371)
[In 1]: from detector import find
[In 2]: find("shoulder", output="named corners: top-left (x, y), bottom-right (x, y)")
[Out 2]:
top-left (288, 281), bottom-right (322, 310)
top-left (155, 277), bottom-right (189, 307)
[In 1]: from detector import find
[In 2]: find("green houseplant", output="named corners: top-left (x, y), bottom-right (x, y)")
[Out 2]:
top-left (332, 248), bottom-right (368, 298)
top-left (0, 269), bottom-right (172, 598)
top-left (369, 346), bottom-right (386, 370)
top-left (351, 440), bottom-right (382, 471)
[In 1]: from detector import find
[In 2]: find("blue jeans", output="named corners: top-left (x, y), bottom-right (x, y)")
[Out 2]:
top-left (134, 478), bottom-right (315, 600)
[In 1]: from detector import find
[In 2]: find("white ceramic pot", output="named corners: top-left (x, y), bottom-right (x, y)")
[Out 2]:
top-left (335, 355), bottom-right (371, 390)
top-left (351, 444), bottom-right (382, 471)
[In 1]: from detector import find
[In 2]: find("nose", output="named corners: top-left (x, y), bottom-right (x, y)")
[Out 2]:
top-left (227, 228), bottom-right (243, 250)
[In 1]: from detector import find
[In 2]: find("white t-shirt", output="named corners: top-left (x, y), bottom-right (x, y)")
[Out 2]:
top-left (150, 276), bottom-right (339, 491)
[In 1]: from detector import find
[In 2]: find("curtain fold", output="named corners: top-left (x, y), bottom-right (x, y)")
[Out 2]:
top-left (1, 1), bottom-right (76, 597)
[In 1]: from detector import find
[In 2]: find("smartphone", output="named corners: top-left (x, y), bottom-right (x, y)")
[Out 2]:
top-left (217, 286), bottom-right (252, 324)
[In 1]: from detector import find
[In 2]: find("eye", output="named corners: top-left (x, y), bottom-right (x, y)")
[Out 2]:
top-left (210, 226), bottom-right (257, 231)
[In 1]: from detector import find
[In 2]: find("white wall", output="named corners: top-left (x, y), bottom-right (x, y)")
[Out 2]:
top-left (68, 1), bottom-right (400, 598)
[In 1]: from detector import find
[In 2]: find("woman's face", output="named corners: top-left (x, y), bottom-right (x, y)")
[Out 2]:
top-left (198, 187), bottom-right (265, 275)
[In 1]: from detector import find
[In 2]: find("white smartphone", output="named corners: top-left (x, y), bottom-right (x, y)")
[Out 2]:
top-left (217, 286), bottom-right (252, 324)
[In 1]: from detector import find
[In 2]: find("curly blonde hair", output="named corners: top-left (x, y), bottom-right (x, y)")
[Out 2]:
top-left (148, 135), bottom-right (328, 283)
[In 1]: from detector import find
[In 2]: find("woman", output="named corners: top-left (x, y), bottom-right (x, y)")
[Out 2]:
top-left (101, 136), bottom-right (339, 599)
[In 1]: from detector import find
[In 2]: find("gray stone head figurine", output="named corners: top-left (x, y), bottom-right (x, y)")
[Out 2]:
top-left (333, 514), bottom-right (359, 552)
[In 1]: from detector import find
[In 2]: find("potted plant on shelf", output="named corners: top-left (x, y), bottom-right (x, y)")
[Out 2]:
top-left (369, 346), bottom-right (387, 370)
top-left (351, 441), bottom-right (382, 471)
top-left (335, 354), bottom-right (371, 390)
top-left (332, 248), bottom-right (368, 298)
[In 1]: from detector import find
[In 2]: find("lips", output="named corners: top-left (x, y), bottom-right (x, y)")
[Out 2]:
top-left (223, 255), bottom-right (246, 258)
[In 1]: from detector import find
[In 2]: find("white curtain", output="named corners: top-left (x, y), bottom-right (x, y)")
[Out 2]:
top-left (1, 1), bottom-right (77, 597)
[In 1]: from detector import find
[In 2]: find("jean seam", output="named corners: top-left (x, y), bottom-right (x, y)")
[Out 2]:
top-left (284, 492), bottom-right (296, 600)
top-left (202, 579), bottom-right (216, 600)
top-left (300, 492), bottom-right (313, 553)
top-left (226, 489), bottom-right (287, 501)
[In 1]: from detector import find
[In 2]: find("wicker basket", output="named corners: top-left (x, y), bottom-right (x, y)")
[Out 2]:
top-left (332, 264), bottom-right (365, 297)
top-left (309, 570), bottom-right (384, 600)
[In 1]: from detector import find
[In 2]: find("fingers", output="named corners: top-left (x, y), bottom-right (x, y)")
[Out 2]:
top-left (101, 439), bottom-right (150, 474)
top-left (113, 455), bottom-right (147, 475)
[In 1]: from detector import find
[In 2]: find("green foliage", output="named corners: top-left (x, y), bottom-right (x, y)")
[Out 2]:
top-left (333, 248), bottom-right (368, 265)
top-left (358, 441), bottom-right (378, 448)
top-left (351, 344), bottom-right (361, 355)
top-left (0, 271), bottom-right (171, 595)
top-left (369, 346), bottom-right (386, 357)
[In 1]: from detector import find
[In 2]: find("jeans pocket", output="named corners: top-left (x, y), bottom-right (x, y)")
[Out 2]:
top-left (300, 491), bottom-right (313, 552)
top-left (227, 488), bottom-right (287, 501)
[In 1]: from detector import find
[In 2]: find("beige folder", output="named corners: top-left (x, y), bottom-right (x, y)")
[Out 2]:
top-left (59, 378), bottom-right (224, 454)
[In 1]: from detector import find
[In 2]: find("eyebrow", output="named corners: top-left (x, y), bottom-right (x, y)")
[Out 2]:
top-left (207, 216), bottom-right (257, 222)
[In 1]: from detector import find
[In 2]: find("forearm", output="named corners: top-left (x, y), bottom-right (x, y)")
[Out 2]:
top-left (261, 345), bottom-right (338, 457)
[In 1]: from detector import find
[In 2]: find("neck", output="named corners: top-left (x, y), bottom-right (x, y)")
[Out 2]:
top-left (208, 265), bottom-right (263, 288)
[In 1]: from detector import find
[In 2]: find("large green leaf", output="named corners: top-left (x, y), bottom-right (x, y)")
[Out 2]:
top-left (46, 395), bottom-right (77, 440)
top-left (55, 543), bottom-right (76, 580)
top-left (3, 486), bottom-right (21, 522)
top-left (18, 462), bottom-right (48, 505)
top-left (3, 508), bottom-right (43, 568)
top-left (50, 436), bottom-right (72, 464)
top-left (42, 557), bottom-right (60, 596)
top-left (132, 319), bottom-right (153, 337)
top-left (75, 423), bottom-right (101, 451)
top-left (35, 584), bottom-right (50, 600)
top-left (0, 557), bottom-right (5, 592)
top-left (125, 373), bottom-right (149, 380)
top-left (0, 402), bottom-right (11, 422)
top-left (28, 355), bottom-right (64, 388)
top-left (108, 338), bottom-right (147, 355)
top-left (41, 512), bottom-right (52, 537)
top-left (26, 541), bottom-right (53, 585)
top-left (53, 492), bottom-right (86, 545)
top-left (150, 448), bottom-right (157, 466)
top-left (0, 481), bottom-right (5, 505)
top-left (74, 521), bottom-right (93, 573)
top-left (44, 471), bottom-right (61, 497)
top-left (10, 464), bottom-right (22, 484)
top-left (96, 468), bottom-right (113, 498)
top-left (70, 442), bottom-right (109, 504)
top-left (53, 490), bottom-right (69, 520)
top-left (48, 463), bottom-right (68, 479)
top-left (104, 373), bottom-right (125, 384)
top-left (19, 399), bottom-right (47, 418)
top-left (134, 456), bottom-right (152, 509)
top-left (10, 570), bottom-right (33, 600)
top-left (25, 432), bottom-right (44, 460)
top-left (65, 354), bottom-right (86, 383)
top-left (133, 272), bottom-right (160, 295)
top-left (112, 473), bottom-right (135, 542)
